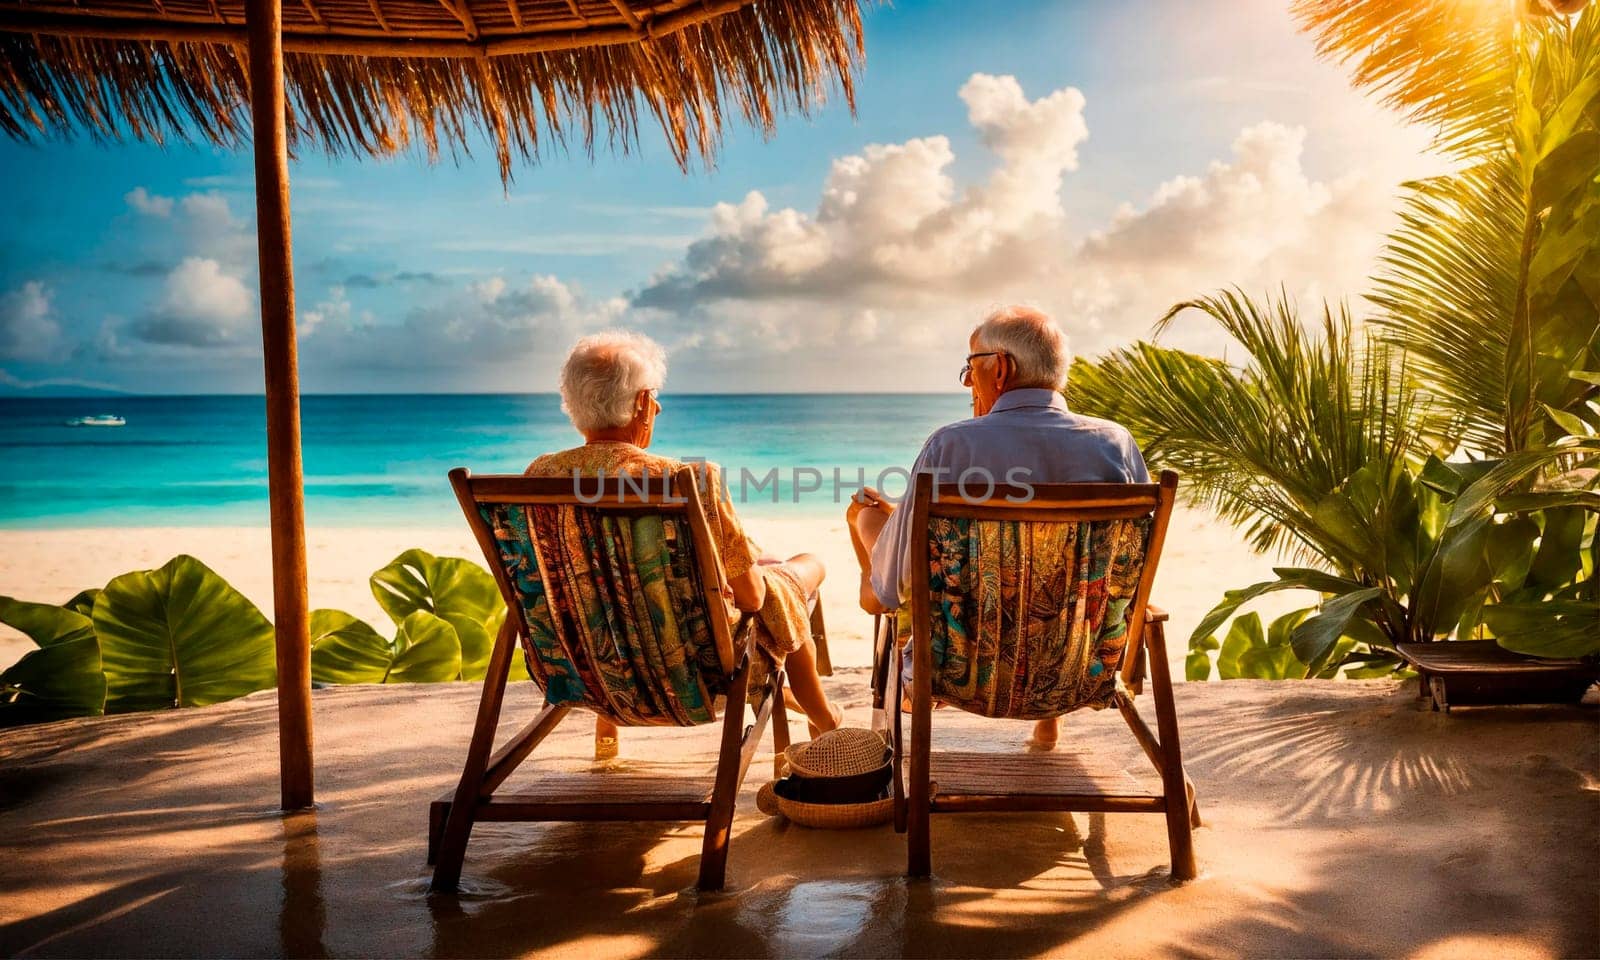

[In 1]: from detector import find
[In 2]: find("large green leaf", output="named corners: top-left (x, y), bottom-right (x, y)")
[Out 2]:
top-left (1528, 506), bottom-right (1589, 589)
top-left (1238, 611), bottom-right (1311, 680)
top-left (370, 550), bottom-right (500, 679)
top-left (1291, 587), bottom-right (1385, 664)
top-left (309, 609), bottom-right (393, 685)
top-left (386, 611), bottom-right (463, 683)
top-left (0, 596), bottom-right (96, 648)
top-left (1212, 610), bottom-right (1317, 680)
top-left (1185, 633), bottom-right (1220, 682)
top-left (1214, 613), bottom-right (1260, 680)
top-left (0, 636), bottom-right (106, 725)
top-left (63, 589), bottom-right (100, 618)
top-left (1190, 568), bottom-right (1370, 645)
top-left (0, 596), bottom-right (106, 725)
top-left (1485, 601), bottom-right (1600, 658)
top-left (93, 555), bottom-right (277, 712)
top-left (1411, 515), bottom-right (1495, 639)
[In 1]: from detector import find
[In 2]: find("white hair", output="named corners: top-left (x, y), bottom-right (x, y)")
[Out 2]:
top-left (971, 305), bottom-right (1071, 390)
top-left (558, 330), bottom-right (668, 433)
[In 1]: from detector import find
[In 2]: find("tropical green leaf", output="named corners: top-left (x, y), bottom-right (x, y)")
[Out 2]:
top-left (1532, 130), bottom-right (1600, 210)
top-left (93, 555), bottom-right (277, 712)
top-left (1215, 612), bottom-right (1262, 680)
top-left (386, 611), bottom-right (463, 683)
top-left (370, 549), bottom-right (501, 679)
top-left (1449, 441), bottom-right (1600, 522)
top-left (1412, 515), bottom-right (1495, 639)
top-left (1291, 0), bottom-right (1519, 158)
top-left (1246, 609), bottom-right (1314, 680)
top-left (1185, 633), bottom-right (1219, 682)
top-left (0, 596), bottom-right (96, 648)
top-left (1418, 455), bottom-right (1497, 498)
top-left (63, 589), bottom-right (100, 617)
top-left (1543, 402), bottom-right (1593, 438)
top-left (1189, 565), bottom-right (1372, 649)
top-left (0, 635), bottom-right (106, 725)
top-left (1485, 600), bottom-right (1600, 658)
top-left (1497, 489), bottom-right (1600, 513)
top-left (309, 609), bottom-right (393, 685)
top-left (1291, 587), bottom-right (1385, 664)
top-left (1487, 516), bottom-right (1541, 592)
top-left (1072, 290), bottom-right (1432, 568)
top-left (1528, 506), bottom-right (1589, 588)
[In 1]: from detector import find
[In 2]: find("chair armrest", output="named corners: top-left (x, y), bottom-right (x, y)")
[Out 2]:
top-left (1145, 603), bottom-right (1169, 624)
top-left (732, 612), bottom-right (761, 672)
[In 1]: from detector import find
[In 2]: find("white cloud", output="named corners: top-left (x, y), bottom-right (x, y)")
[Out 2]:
top-left (635, 73), bottom-right (1089, 314)
top-left (0, 281), bottom-right (64, 361)
top-left (299, 273), bottom-right (625, 381)
top-left (125, 187), bottom-right (175, 218)
top-left (1067, 121), bottom-right (1398, 352)
top-left (128, 257), bottom-right (254, 347)
top-left (627, 73), bottom-right (1419, 389)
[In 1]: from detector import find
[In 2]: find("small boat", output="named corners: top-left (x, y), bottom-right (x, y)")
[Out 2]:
top-left (65, 414), bottom-right (127, 427)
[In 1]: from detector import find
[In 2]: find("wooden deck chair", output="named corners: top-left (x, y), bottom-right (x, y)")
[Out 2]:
top-left (885, 469), bottom-right (1200, 880)
top-left (429, 465), bottom-right (789, 893)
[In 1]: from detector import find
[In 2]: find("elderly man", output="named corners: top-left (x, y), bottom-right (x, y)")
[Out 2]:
top-left (847, 305), bottom-right (1150, 749)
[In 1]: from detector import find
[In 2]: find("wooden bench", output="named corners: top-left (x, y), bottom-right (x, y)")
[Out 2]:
top-left (1396, 640), bottom-right (1595, 712)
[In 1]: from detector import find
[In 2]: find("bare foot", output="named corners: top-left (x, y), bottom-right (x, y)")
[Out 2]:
top-left (807, 703), bottom-right (844, 739)
top-left (1025, 717), bottom-right (1059, 752)
top-left (594, 716), bottom-right (619, 761)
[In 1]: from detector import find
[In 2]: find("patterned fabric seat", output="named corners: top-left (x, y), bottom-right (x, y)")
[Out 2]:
top-left (925, 515), bottom-right (1152, 719)
top-left (481, 502), bottom-right (728, 726)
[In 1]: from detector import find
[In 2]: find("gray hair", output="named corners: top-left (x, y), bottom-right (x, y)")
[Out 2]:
top-left (558, 330), bottom-right (668, 433)
top-left (971, 305), bottom-right (1071, 390)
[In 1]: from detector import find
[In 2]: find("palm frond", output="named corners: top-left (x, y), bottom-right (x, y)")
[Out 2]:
top-left (1069, 290), bottom-right (1434, 570)
top-left (1370, 159), bottom-right (1522, 454)
top-left (1291, 0), bottom-right (1521, 157)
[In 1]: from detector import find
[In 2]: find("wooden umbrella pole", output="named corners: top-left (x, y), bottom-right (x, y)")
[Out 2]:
top-left (246, 0), bottom-right (314, 810)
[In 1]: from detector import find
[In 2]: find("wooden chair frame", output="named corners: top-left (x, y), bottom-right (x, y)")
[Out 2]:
top-left (884, 469), bottom-right (1200, 880)
top-left (429, 466), bottom-right (790, 893)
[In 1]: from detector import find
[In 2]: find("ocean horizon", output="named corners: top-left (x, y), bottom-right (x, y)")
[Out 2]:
top-left (0, 393), bottom-right (977, 528)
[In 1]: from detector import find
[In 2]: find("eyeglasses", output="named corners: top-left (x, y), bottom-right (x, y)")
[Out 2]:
top-left (959, 352), bottom-right (1003, 385)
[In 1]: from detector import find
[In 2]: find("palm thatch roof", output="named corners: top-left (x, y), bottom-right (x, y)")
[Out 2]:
top-left (0, 0), bottom-right (863, 179)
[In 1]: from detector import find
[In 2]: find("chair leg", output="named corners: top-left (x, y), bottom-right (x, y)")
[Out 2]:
top-left (1115, 688), bottom-right (1201, 828)
top-left (1146, 623), bottom-right (1198, 881)
top-left (809, 594), bottom-right (832, 677)
top-left (888, 633), bottom-right (907, 834)
top-left (699, 654), bottom-right (753, 892)
top-left (771, 668), bottom-right (791, 778)
top-left (907, 630), bottom-right (933, 878)
top-left (432, 617), bottom-right (520, 893)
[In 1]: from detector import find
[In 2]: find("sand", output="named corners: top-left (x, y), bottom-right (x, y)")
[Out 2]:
top-left (0, 506), bottom-right (1304, 676)
top-left (0, 676), bottom-right (1594, 958)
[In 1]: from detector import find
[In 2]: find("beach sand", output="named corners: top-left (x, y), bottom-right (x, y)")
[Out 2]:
top-left (0, 676), bottom-right (1594, 957)
top-left (0, 506), bottom-right (1304, 676)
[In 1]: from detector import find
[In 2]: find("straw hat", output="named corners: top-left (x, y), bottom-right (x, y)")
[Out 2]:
top-left (782, 728), bottom-right (890, 779)
top-left (757, 728), bottom-right (894, 829)
top-left (757, 780), bottom-right (894, 829)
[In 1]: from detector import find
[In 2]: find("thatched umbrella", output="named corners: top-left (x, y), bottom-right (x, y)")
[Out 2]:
top-left (0, 0), bottom-right (863, 808)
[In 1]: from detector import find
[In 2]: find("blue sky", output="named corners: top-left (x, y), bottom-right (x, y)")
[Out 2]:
top-left (0, 0), bottom-right (1437, 394)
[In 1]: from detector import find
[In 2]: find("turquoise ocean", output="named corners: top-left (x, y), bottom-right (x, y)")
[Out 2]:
top-left (0, 394), bottom-right (974, 528)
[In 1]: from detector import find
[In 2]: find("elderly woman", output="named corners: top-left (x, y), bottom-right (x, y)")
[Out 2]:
top-left (529, 330), bottom-right (842, 758)
top-left (847, 305), bottom-right (1150, 750)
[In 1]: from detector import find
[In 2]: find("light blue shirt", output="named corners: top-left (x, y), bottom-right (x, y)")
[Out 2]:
top-left (869, 388), bottom-right (1150, 610)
